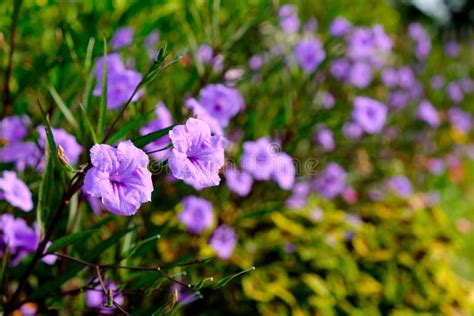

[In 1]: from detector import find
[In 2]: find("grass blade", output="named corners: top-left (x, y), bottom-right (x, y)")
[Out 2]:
top-left (132, 125), bottom-right (174, 148)
top-left (107, 110), bottom-right (154, 145)
top-left (48, 85), bottom-right (79, 130)
top-left (97, 37), bottom-right (108, 141)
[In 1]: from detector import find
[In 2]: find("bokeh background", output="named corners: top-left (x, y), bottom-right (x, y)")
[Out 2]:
top-left (1, 0), bottom-right (474, 315)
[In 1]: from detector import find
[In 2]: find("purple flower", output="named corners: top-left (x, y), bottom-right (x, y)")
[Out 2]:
top-left (168, 118), bottom-right (227, 190)
top-left (93, 68), bottom-right (143, 109)
top-left (85, 282), bottom-right (124, 314)
top-left (249, 55), bottom-right (264, 71)
top-left (447, 82), bottom-right (464, 103)
top-left (286, 181), bottom-right (310, 208)
top-left (0, 171), bottom-right (33, 212)
top-left (212, 54), bottom-right (224, 73)
top-left (111, 27), bottom-right (134, 50)
top-left (278, 4), bottom-right (300, 33)
top-left (428, 159), bottom-right (445, 175)
top-left (241, 137), bottom-right (275, 180)
top-left (330, 58), bottom-right (350, 80)
top-left (430, 75), bottom-right (444, 89)
top-left (444, 41), bottom-right (460, 57)
top-left (187, 84), bottom-right (244, 131)
top-left (293, 39), bottom-right (325, 73)
top-left (303, 18), bottom-right (317, 33)
top-left (329, 17), bottom-right (351, 37)
top-left (448, 107), bottom-right (472, 133)
top-left (347, 28), bottom-right (374, 60)
top-left (372, 25), bottom-right (392, 52)
top-left (460, 78), bottom-right (474, 93)
top-left (225, 168), bottom-right (253, 197)
top-left (0, 142), bottom-right (40, 171)
top-left (349, 62), bottom-right (373, 88)
top-left (381, 68), bottom-right (398, 88)
top-left (37, 126), bottom-right (82, 168)
top-left (313, 163), bottom-right (347, 199)
top-left (83, 141), bottom-right (153, 216)
top-left (140, 102), bottom-right (173, 161)
top-left (408, 23), bottom-right (431, 59)
top-left (323, 92), bottom-right (335, 109)
top-left (185, 98), bottom-right (223, 135)
top-left (417, 100), bottom-right (440, 128)
top-left (209, 225), bottom-right (237, 260)
top-left (94, 54), bottom-right (126, 80)
top-left (0, 115), bottom-right (30, 144)
top-left (178, 196), bottom-right (214, 234)
top-left (315, 128), bottom-right (335, 152)
top-left (388, 90), bottom-right (410, 109)
top-left (352, 96), bottom-right (387, 134)
top-left (271, 153), bottom-right (295, 190)
top-left (397, 67), bottom-right (415, 89)
top-left (144, 31), bottom-right (160, 48)
top-left (386, 176), bottom-right (413, 197)
top-left (342, 122), bottom-right (363, 140)
top-left (197, 44), bottom-right (214, 65)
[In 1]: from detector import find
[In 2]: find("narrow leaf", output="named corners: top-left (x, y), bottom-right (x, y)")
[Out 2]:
top-left (97, 37), bottom-right (108, 141)
top-left (211, 266), bottom-right (256, 289)
top-left (36, 148), bottom-right (54, 234)
top-left (107, 110), bottom-right (154, 145)
top-left (47, 229), bottom-right (97, 253)
top-left (122, 234), bottom-right (161, 258)
top-left (48, 85), bottom-right (79, 130)
top-left (132, 125), bottom-right (174, 148)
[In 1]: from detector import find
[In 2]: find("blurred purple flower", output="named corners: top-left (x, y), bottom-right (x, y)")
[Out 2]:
top-left (293, 39), bottom-right (325, 73)
top-left (303, 18), bottom-right (317, 33)
top-left (278, 4), bottom-right (300, 33)
top-left (0, 171), bottom-right (33, 212)
top-left (271, 153), bottom-right (296, 190)
top-left (428, 159), bottom-right (445, 175)
top-left (197, 44), bottom-right (214, 65)
top-left (448, 107), bottom-right (472, 132)
top-left (343, 122), bottom-right (363, 140)
top-left (444, 41), bottom-right (460, 57)
top-left (140, 102), bottom-right (173, 161)
top-left (347, 28), bottom-right (374, 60)
top-left (417, 100), bottom-right (440, 128)
top-left (397, 67), bottom-right (415, 89)
top-left (86, 282), bottom-right (124, 314)
top-left (94, 53), bottom-right (126, 81)
top-left (0, 142), bottom-right (40, 171)
top-left (212, 54), bottom-right (224, 73)
top-left (352, 96), bottom-right (387, 134)
top-left (313, 163), bottom-right (347, 199)
top-left (93, 68), bottom-right (143, 109)
top-left (0, 115), bottom-right (30, 144)
top-left (286, 181), bottom-right (310, 209)
top-left (84, 141), bottom-right (153, 216)
top-left (430, 75), bottom-right (444, 89)
top-left (144, 31), bottom-right (160, 48)
top-left (349, 62), bottom-right (373, 88)
top-left (459, 78), bottom-right (474, 93)
top-left (372, 24), bottom-right (392, 52)
top-left (37, 126), bottom-right (82, 168)
top-left (225, 168), bottom-right (253, 197)
top-left (388, 90), bottom-right (410, 109)
top-left (249, 54), bottom-right (264, 71)
top-left (447, 82), bottom-right (464, 103)
top-left (187, 84), bottom-right (244, 131)
top-left (315, 128), bottom-right (335, 152)
top-left (186, 98), bottom-right (223, 135)
top-left (241, 137), bottom-right (275, 181)
top-left (381, 68), bottom-right (398, 88)
top-left (111, 27), bottom-right (134, 50)
top-left (178, 196), bottom-right (214, 234)
top-left (168, 118), bottom-right (227, 190)
top-left (323, 92), bottom-right (335, 109)
top-left (386, 176), bottom-right (413, 197)
top-left (330, 58), bottom-right (350, 80)
top-left (408, 23), bottom-right (431, 59)
top-left (209, 225), bottom-right (237, 260)
top-left (329, 16), bottom-right (351, 37)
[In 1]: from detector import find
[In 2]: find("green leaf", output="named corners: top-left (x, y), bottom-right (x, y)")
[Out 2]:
top-left (30, 228), bottom-right (132, 300)
top-left (194, 277), bottom-right (214, 290)
top-left (107, 110), bottom-right (154, 145)
top-left (79, 102), bottom-right (98, 144)
top-left (48, 85), bottom-right (79, 130)
top-left (0, 245), bottom-right (10, 298)
top-left (211, 266), bottom-right (256, 289)
top-left (36, 147), bottom-right (54, 234)
top-left (97, 37), bottom-right (108, 141)
top-left (46, 229), bottom-right (97, 254)
top-left (122, 234), bottom-right (161, 258)
top-left (132, 125), bottom-right (174, 148)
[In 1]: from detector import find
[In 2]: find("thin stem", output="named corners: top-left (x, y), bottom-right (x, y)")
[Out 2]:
top-left (2, 0), bottom-right (23, 115)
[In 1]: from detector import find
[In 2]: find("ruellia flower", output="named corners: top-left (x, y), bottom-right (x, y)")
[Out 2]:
top-left (352, 96), bottom-right (387, 134)
top-left (178, 196), bottom-right (214, 234)
top-left (417, 100), bottom-right (440, 128)
top-left (186, 84), bottom-right (245, 131)
top-left (240, 137), bottom-right (275, 181)
top-left (271, 153), bottom-right (296, 190)
top-left (293, 39), bottom-right (326, 73)
top-left (0, 171), bottom-right (33, 212)
top-left (209, 225), bottom-right (237, 260)
top-left (37, 126), bottom-right (82, 168)
top-left (111, 27), bottom-right (134, 50)
top-left (313, 163), bottom-right (347, 199)
top-left (386, 176), bottom-right (413, 198)
top-left (83, 140), bottom-right (153, 216)
top-left (168, 118), bottom-right (228, 190)
top-left (225, 168), bottom-right (253, 197)
top-left (86, 281), bottom-right (124, 315)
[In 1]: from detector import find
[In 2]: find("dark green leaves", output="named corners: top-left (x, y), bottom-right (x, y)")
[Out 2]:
top-left (46, 229), bottom-right (98, 253)
top-left (107, 110), bottom-right (154, 145)
top-left (97, 37), bottom-right (108, 141)
top-left (132, 125), bottom-right (174, 148)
